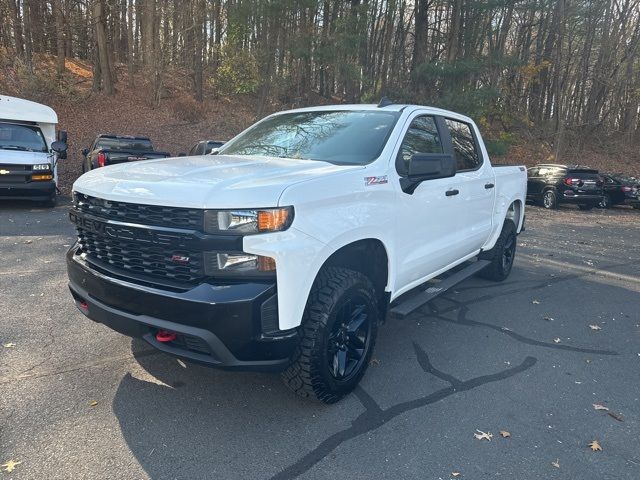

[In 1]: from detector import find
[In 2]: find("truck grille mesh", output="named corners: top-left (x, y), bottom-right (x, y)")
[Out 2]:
top-left (75, 192), bottom-right (203, 229)
top-left (77, 227), bottom-right (204, 284)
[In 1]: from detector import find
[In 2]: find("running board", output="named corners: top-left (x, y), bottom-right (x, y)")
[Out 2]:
top-left (389, 260), bottom-right (490, 319)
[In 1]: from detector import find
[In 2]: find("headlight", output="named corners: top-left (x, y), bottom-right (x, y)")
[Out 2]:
top-left (204, 251), bottom-right (276, 277)
top-left (32, 164), bottom-right (51, 171)
top-left (204, 207), bottom-right (293, 234)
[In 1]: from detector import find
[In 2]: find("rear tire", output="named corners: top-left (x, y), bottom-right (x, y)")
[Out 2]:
top-left (578, 204), bottom-right (594, 211)
top-left (478, 220), bottom-right (517, 282)
top-left (598, 195), bottom-right (611, 209)
top-left (281, 267), bottom-right (379, 404)
top-left (542, 190), bottom-right (558, 209)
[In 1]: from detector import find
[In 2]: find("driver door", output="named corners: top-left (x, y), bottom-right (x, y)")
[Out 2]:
top-left (393, 114), bottom-right (469, 293)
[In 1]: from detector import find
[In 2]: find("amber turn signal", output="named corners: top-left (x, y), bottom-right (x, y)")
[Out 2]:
top-left (32, 174), bottom-right (53, 181)
top-left (258, 209), bottom-right (290, 232)
top-left (257, 256), bottom-right (277, 271)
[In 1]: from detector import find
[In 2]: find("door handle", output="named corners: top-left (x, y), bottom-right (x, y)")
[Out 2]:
top-left (484, 183), bottom-right (495, 189)
top-left (445, 189), bottom-right (459, 197)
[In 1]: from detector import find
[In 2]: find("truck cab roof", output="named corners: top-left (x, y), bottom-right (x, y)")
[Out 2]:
top-left (277, 103), bottom-right (475, 124)
top-left (0, 95), bottom-right (58, 125)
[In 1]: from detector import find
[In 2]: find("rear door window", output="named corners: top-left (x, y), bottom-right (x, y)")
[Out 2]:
top-left (396, 115), bottom-right (443, 175)
top-left (444, 119), bottom-right (481, 171)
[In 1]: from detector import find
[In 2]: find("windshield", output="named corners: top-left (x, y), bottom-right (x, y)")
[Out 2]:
top-left (95, 137), bottom-right (153, 151)
top-left (220, 110), bottom-right (400, 165)
top-left (0, 123), bottom-right (48, 152)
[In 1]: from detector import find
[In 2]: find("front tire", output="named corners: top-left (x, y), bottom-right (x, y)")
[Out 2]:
top-left (478, 219), bottom-right (517, 282)
top-left (42, 194), bottom-right (57, 208)
top-left (281, 267), bottom-right (379, 404)
top-left (542, 189), bottom-right (558, 209)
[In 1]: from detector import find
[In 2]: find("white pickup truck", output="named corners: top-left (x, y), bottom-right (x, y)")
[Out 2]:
top-left (0, 95), bottom-right (68, 206)
top-left (67, 103), bottom-right (526, 403)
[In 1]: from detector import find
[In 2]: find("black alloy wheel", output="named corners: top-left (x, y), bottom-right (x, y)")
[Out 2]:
top-left (327, 297), bottom-right (371, 381)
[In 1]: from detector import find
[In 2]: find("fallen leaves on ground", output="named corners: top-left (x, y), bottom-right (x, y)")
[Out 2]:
top-left (2, 343), bottom-right (16, 348)
top-left (532, 300), bottom-right (541, 305)
top-left (1, 460), bottom-right (22, 473)
top-left (89, 400), bottom-right (98, 407)
top-left (543, 316), bottom-right (554, 321)
top-left (553, 338), bottom-right (561, 343)
top-left (473, 430), bottom-right (493, 441)
top-left (593, 403), bottom-right (609, 411)
top-left (589, 324), bottom-right (602, 331)
top-left (369, 358), bottom-right (381, 366)
top-left (451, 472), bottom-right (461, 477)
top-left (588, 440), bottom-right (602, 451)
top-left (608, 411), bottom-right (624, 422)
top-left (499, 431), bottom-right (511, 438)
top-left (552, 459), bottom-right (560, 468)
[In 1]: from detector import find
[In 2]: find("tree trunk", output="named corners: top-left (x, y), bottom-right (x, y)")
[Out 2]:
top-left (54, 0), bottom-right (65, 76)
top-left (93, 0), bottom-right (114, 95)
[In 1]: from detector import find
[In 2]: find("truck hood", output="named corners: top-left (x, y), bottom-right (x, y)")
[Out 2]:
top-left (74, 154), bottom-right (363, 208)
top-left (0, 149), bottom-right (51, 165)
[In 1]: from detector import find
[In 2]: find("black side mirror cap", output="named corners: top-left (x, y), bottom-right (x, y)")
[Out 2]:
top-left (400, 153), bottom-right (456, 194)
top-left (51, 140), bottom-right (68, 154)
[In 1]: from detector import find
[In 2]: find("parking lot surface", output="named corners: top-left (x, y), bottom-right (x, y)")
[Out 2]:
top-left (1, 201), bottom-right (639, 480)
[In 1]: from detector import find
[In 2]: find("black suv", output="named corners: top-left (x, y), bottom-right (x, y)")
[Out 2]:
top-left (600, 174), bottom-right (640, 209)
top-left (526, 164), bottom-right (604, 210)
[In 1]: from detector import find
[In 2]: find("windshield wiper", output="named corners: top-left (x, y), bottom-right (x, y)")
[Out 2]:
top-left (1, 145), bottom-right (32, 151)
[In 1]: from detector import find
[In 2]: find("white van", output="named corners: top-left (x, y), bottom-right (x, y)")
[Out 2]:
top-left (0, 95), bottom-right (68, 207)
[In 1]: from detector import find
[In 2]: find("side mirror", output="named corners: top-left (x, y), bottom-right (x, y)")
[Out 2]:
top-left (400, 153), bottom-right (456, 194)
top-left (81, 148), bottom-right (89, 157)
top-left (209, 148), bottom-right (220, 155)
top-left (51, 140), bottom-right (68, 154)
top-left (57, 130), bottom-right (68, 143)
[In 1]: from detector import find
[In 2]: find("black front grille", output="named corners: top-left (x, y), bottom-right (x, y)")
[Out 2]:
top-left (77, 227), bottom-right (204, 284)
top-left (0, 164), bottom-right (29, 184)
top-left (75, 192), bottom-right (204, 230)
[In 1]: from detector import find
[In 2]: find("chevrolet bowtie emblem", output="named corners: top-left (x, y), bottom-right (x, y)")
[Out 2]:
top-left (0, 169), bottom-right (10, 175)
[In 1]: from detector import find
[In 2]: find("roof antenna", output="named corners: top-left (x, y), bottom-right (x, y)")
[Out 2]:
top-left (378, 96), bottom-right (393, 108)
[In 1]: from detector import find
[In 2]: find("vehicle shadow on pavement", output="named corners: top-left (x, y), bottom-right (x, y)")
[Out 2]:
top-left (111, 243), bottom-right (639, 480)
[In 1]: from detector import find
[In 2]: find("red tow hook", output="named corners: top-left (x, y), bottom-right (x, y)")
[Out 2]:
top-left (156, 330), bottom-right (177, 343)
top-left (78, 301), bottom-right (89, 313)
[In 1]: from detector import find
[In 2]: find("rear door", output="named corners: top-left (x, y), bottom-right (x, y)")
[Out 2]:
top-left (442, 117), bottom-right (495, 253)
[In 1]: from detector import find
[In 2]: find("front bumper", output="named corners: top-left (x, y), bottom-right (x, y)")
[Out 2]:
top-left (0, 180), bottom-right (55, 200)
top-left (67, 246), bottom-right (298, 371)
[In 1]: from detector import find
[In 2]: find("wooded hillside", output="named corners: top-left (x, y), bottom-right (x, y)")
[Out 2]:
top-left (1, 0), bottom-right (639, 164)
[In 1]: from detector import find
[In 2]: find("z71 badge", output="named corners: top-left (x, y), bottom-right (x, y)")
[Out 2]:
top-left (365, 176), bottom-right (388, 186)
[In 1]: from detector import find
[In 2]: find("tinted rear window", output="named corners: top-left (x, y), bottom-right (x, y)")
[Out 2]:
top-left (95, 138), bottom-right (153, 151)
top-left (567, 170), bottom-right (599, 179)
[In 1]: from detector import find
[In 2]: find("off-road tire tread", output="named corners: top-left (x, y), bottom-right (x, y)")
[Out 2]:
top-left (281, 267), bottom-right (378, 404)
top-left (478, 219), bottom-right (517, 281)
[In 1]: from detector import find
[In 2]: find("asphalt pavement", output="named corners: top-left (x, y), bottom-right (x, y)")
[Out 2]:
top-left (1, 199), bottom-right (639, 480)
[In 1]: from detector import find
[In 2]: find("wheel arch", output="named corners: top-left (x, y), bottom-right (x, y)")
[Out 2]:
top-left (482, 198), bottom-right (524, 252)
top-left (320, 238), bottom-right (391, 315)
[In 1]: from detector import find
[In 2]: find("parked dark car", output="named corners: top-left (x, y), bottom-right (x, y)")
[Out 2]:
top-left (526, 164), bottom-right (604, 210)
top-left (81, 134), bottom-right (171, 172)
top-left (187, 140), bottom-right (225, 156)
top-left (600, 174), bottom-right (640, 209)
